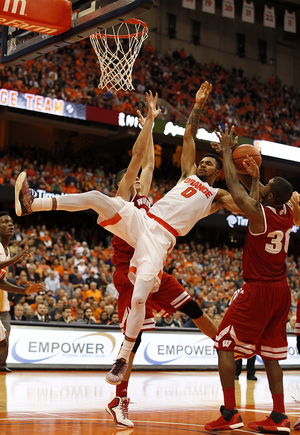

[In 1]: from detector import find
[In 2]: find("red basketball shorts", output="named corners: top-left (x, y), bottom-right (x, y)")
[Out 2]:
top-left (114, 267), bottom-right (191, 334)
top-left (214, 279), bottom-right (291, 360)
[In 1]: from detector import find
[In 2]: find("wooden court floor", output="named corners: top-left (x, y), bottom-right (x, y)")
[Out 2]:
top-left (0, 369), bottom-right (299, 434)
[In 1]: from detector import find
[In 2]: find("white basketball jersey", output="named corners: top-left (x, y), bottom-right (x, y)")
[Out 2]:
top-left (150, 175), bottom-right (218, 236)
top-left (0, 242), bottom-right (10, 312)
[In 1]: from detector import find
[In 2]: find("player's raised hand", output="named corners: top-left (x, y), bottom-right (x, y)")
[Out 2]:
top-left (136, 109), bottom-right (146, 128)
top-left (243, 155), bottom-right (260, 179)
top-left (214, 124), bottom-right (237, 151)
top-left (195, 81), bottom-right (212, 105)
top-left (145, 91), bottom-right (161, 119)
top-left (290, 191), bottom-right (300, 206)
top-left (25, 283), bottom-right (45, 295)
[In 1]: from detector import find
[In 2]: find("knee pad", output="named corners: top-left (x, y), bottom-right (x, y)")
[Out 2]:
top-left (132, 331), bottom-right (142, 353)
top-left (131, 293), bottom-right (146, 309)
top-left (179, 299), bottom-right (203, 319)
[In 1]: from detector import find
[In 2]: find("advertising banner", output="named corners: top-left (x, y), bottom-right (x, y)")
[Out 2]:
top-left (0, 88), bottom-right (86, 119)
top-left (7, 324), bottom-right (300, 369)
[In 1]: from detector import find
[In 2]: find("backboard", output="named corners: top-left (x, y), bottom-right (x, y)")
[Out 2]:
top-left (0, 0), bottom-right (154, 65)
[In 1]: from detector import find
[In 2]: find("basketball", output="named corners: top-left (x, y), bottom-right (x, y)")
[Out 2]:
top-left (232, 144), bottom-right (262, 174)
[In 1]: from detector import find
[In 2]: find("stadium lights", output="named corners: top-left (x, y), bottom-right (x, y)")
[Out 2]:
top-left (253, 139), bottom-right (300, 163)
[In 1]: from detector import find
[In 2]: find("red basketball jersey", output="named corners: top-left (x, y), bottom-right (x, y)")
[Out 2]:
top-left (112, 193), bottom-right (151, 266)
top-left (296, 299), bottom-right (300, 336)
top-left (242, 203), bottom-right (294, 281)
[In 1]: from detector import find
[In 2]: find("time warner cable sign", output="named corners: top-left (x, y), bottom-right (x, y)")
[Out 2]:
top-left (226, 214), bottom-right (299, 234)
top-left (7, 325), bottom-right (300, 368)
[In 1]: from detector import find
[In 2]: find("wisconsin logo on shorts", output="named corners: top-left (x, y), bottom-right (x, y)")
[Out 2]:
top-left (222, 340), bottom-right (232, 348)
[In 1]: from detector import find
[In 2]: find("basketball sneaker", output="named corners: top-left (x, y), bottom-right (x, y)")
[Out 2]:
top-left (294, 417), bottom-right (300, 430)
top-left (15, 172), bottom-right (34, 217)
top-left (106, 396), bottom-right (134, 428)
top-left (248, 411), bottom-right (290, 433)
top-left (205, 406), bottom-right (244, 431)
top-left (105, 358), bottom-right (128, 385)
top-left (111, 429), bottom-right (134, 435)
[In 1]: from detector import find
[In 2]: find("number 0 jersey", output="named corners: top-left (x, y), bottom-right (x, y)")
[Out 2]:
top-left (242, 202), bottom-right (294, 281)
top-left (150, 175), bottom-right (218, 237)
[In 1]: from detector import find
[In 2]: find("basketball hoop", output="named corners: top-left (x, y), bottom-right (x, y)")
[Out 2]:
top-left (90, 19), bottom-right (148, 92)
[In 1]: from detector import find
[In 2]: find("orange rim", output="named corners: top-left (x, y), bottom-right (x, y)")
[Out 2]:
top-left (92, 18), bottom-right (148, 39)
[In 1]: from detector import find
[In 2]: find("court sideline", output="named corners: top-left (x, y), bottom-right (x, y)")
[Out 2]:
top-left (0, 369), bottom-right (299, 434)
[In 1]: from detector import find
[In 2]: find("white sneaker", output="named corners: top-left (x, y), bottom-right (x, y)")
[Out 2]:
top-left (294, 417), bottom-right (300, 430)
top-left (106, 396), bottom-right (134, 428)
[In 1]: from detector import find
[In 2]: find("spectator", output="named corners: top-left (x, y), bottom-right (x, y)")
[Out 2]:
top-left (70, 298), bottom-right (78, 317)
top-left (13, 304), bottom-right (26, 321)
top-left (156, 314), bottom-right (180, 328)
top-left (44, 270), bottom-right (61, 294)
top-left (30, 302), bottom-right (49, 322)
top-left (56, 305), bottom-right (75, 323)
top-left (109, 312), bottom-right (119, 325)
top-left (27, 264), bottom-right (40, 283)
top-left (84, 281), bottom-right (103, 303)
top-left (82, 307), bottom-right (98, 324)
top-left (75, 307), bottom-right (85, 322)
top-left (24, 305), bottom-right (34, 320)
top-left (287, 315), bottom-right (296, 332)
top-left (60, 271), bottom-right (74, 297)
top-left (50, 299), bottom-right (64, 320)
top-left (99, 311), bottom-right (109, 325)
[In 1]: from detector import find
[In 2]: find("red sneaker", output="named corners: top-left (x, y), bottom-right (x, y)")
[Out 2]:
top-left (205, 406), bottom-right (244, 431)
top-left (248, 411), bottom-right (290, 433)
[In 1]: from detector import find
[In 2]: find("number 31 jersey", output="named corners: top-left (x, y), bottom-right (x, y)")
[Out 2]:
top-left (242, 202), bottom-right (294, 281)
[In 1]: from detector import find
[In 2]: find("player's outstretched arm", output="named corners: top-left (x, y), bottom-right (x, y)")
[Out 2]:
top-left (117, 91), bottom-right (160, 199)
top-left (290, 191), bottom-right (300, 226)
top-left (0, 277), bottom-right (45, 295)
top-left (138, 92), bottom-right (160, 197)
top-left (242, 156), bottom-right (260, 202)
top-left (179, 81), bottom-right (212, 183)
top-left (216, 124), bottom-right (264, 233)
top-left (0, 250), bottom-right (33, 270)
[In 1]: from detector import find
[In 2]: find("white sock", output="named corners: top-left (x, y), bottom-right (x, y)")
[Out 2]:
top-left (117, 340), bottom-right (135, 363)
top-left (32, 198), bottom-right (53, 211)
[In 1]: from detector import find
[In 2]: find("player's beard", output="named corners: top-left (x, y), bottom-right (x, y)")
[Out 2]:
top-left (261, 192), bottom-right (268, 204)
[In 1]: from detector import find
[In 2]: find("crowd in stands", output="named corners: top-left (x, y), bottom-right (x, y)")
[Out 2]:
top-left (7, 222), bottom-right (300, 330)
top-left (1, 144), bottom-right (221, 206)
top-left (1, 38), bottom-right (300, 147)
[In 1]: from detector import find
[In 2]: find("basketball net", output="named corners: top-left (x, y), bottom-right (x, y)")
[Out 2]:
top-left (90, 19), bottom-right (148, 92)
